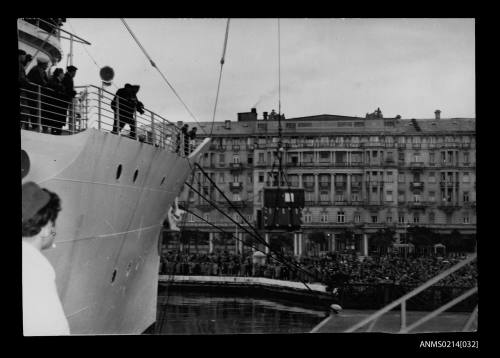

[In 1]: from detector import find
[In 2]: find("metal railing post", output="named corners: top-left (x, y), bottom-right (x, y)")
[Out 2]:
top-left (400, 300), bottom-right (407, 331)
top-left (97, 87), bottom-right (102, 130)
top-left (37, 85), bottom-right (42, 132)
top-left (85, 89), bottom-right (88, 129)
top-left (116, 96), bottom-right (120, 135)
top-left (151, 112), bottom-right (156, 146)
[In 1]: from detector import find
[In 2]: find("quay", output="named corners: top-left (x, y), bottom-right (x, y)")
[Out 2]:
top-left (159, 275), bottom-right (335, 306)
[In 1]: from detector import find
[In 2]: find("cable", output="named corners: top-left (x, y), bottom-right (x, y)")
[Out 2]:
top-left (66, 20), bottom-right (119, 90)
top-left (210, 18), bottom-right (230, 137)
top-left (120, 18), bottom-right (207, 135)
top-left (190, 163), bottom-right (324, 287)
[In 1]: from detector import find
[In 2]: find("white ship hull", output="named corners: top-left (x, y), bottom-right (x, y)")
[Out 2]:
top-left (22, 128), bottom-right (208, 334)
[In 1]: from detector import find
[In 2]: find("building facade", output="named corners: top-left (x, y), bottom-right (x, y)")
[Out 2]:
top-left (173, 108), bottom-right (476, 256)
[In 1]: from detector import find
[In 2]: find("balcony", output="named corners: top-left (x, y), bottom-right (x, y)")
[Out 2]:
top-left (319, 200), bottom-right (331, 206)
top-left (410, 181), bottom-right (424, 191)
top-left (351, 182), bottom-right (362, 189)
top-left (409, 161), bottom-right (425, 169)
top-left (407, 201), bottom-right (428, 209)
top-left (303, 182), bottom-right (315, 189)
top-left (229, 162), bottom-right (243, 171)
top-left (229, 182), bottom-right (243, 191)
top-left (439, 181), bottom-right (459, 188)
top-left (319, 182), bottom-right (331, 189)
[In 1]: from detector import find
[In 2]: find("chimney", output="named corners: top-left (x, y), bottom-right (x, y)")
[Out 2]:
top-left (251, 108), bottom-right (257, 114)
top-left (224, 120), bottom-right (231, 129)
top-left (435, 110), bottom-right (441, 120)
top-left (263, 111), bottom-right (268, 120)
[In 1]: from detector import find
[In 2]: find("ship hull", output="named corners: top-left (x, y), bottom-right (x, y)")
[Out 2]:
top-left (22, 128), bottom-right (207, 334)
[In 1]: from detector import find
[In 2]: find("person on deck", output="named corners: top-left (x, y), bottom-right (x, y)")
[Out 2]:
top-left (22, 182), bottom-right (70, 336)
top-left (62, 65), bottom-right (78, 132)
top-left (27, 57), bottom-right (50, 131)
top-left (47, 68), bottom-right (67, 134)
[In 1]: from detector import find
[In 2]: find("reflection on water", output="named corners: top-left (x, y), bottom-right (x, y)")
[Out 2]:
top-left (152, 286), bottom-right (328, 334)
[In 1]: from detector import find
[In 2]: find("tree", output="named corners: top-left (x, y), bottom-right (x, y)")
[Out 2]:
top-left (370, 228), bottom-right (396, 255)
top-left (338, 229), bottom-right (355, 252)
top-left (308, 231), bottom-right (327, 255)
top-left (407, 226), bottom-right (439, 254)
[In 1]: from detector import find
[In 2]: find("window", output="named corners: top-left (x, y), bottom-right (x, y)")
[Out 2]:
top-left (387, 171), bottom-right (393, 183)
top-left (429, 172), bottom-right (436, 183)
top-left (398, 191), bottom-right (405, 202)
top-left (398, 173), bottom-right (405, 183)
top-left (351, 193), bottom-right (360, 202)
top-left (463, 172), bottom-right (470, 183)
top-left (321, 213), bottom-right (328, 223)
top-left (304, 213), bottom-right (312, 223)
top-left (441, 151), bottom-right (446, 163)
top-left (429, 191), bottom-right (435, 202)
top-left (371, 215), bottom-right (378, 223)
top-left (233, 155), bottom-right (240, 164)
top-left (335, 193), bottom-right (344, 202)
top-left (429, 212), bottom-right (435, 223)
top-left (429, 152), bottom-right (435, 164)
top-left (218, 173), bottom-right (225, 183)
top-left (258, 152), bottom-right (265, 164)
top-left (337, 211), bottom-right (345, 223)
top-left (464, 152), bottom-right (470, 164)
top-left (398, 215), bottom-right (405, 224)
top-left (354, 214), bottom-right (361, 223)
top-left (232, 193), bottom-right (240, 202)
top-left (305, 191), bottom-right (315, 202)
top-left (398, 151), bottom-right (405, 162)
top-left (463, 191), bottom-right (470, 202)
top-left (247, 155), bottom-right (253, 165)
top-left (187, 213), bottom-right (194, 222)
top-left (204, 214), bottom-right (210, 222)
top-left (257, 190), bottom-right (263, 203)
top-left (386, 216), bottom-right (392, 223)
top-left (320, 191), bottom-right (329, 202)
top-left (247, 174), bottom-right (253, 184)
top-left (463, 215), bottom-right (470, 224)
top-left (258, 172), bottom-right (264, 183)
top-left (413, 152), bottom-right (421, 162)
top-left (372, 187), bottom-right (377, 193)
top-left (219, 153), bottom-right (225, 164)
top-left (285, 192), bottom-right (295, 203)
top-left (413, 214), bottom-right (420, 223)
top-left (372, 150), bottom-right (378, 159)
top-left (413, 194), bottom-right (421, 203)
top-left (319, 151), bottom-right (330, 162)
top-left (386, 191), bottom-right (393, 202)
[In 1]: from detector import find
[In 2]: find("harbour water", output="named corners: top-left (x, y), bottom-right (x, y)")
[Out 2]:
top-left (147, 285), bottom-right (328, 334)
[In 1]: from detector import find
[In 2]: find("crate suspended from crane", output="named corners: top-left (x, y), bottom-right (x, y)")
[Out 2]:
top-left (258, 188), bottom-right (304, 231)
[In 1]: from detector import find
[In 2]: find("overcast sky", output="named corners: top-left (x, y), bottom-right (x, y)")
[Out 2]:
top-left (62, 18), bottom-right (475, 125)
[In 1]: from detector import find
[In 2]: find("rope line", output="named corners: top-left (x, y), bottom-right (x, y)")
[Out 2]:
top-left (120, 18), bottom-right (207, 134)
top-left (210, 19), bottom-right (230, 136)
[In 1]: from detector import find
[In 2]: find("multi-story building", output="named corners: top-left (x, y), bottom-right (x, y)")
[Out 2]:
top-left (173, 108), bottom-right (476, 256)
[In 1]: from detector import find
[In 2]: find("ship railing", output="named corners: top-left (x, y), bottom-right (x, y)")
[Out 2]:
top-left (20, 83), bottom-right (194, 157)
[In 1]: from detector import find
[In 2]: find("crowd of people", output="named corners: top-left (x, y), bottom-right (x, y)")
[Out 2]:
top-left (159, 250), bottom-right (477, 289)
top-left (19, 50), bottom-right (78, 134)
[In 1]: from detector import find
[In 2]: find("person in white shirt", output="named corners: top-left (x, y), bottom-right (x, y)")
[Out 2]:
top-left (22, 182), bottom-right (70, 336)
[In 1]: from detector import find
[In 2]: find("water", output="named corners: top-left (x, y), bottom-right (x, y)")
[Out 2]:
top-left (150, 286), bottom-right (328, 334)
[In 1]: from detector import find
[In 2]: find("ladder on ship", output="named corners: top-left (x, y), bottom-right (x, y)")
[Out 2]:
top-left (311, 253), bottom-right (477, 333)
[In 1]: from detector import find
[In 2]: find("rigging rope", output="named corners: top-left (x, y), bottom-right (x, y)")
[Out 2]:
top-left (190, 163), bottom-right (323, 287)
top-left (120, 18), bottom-right (207, 135)
top-left (210, 18), bottom-right (230, 137)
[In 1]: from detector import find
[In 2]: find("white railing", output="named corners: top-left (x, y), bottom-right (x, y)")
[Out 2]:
top-left (311, 253), bottom-right (477, 333)
top-left (20, 83), bottom-right (195, 157)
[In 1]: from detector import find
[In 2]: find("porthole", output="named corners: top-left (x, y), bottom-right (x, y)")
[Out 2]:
top-left (111, 269), bottom-right (117, 283)
top-left (133, 169), bottom-right (139, 183)
top-left (160, 177), bottom-right (166, 186)
top-left (116, 164), bottom-right (122, 180)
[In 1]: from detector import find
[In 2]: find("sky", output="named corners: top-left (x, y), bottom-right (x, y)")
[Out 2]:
top-left (61, 18), bottom-right (475, 125)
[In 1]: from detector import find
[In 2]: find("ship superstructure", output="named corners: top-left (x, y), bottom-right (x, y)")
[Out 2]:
top-left (19, 18), bottom-right (210, 334)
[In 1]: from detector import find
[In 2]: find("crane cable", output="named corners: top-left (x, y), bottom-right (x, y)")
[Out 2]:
top-left (210, 18), bottom-right (230, 136)
top-left (120, 18), bottom-right (207, 135)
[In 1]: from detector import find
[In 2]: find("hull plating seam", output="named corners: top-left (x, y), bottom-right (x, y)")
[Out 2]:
top-left (54, 224), bottom-right (161, 244)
